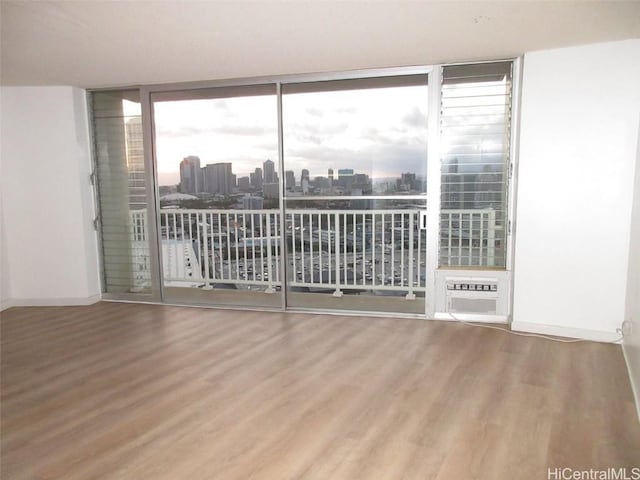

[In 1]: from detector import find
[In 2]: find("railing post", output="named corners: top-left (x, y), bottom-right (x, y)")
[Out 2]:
top-left (406, 212), bottom-right (416, 300)
top-left (201, 212), bottom-right (212, 290)
top-left (265, 212), bottom-right (275, 294)
top-left (333, 212), bottom-right (343, 297)
top-left (487, 209), bottom-right (496, 267)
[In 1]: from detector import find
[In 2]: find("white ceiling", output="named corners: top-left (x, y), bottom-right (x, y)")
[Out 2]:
top-left (1, 1), bottom-right (639, 88)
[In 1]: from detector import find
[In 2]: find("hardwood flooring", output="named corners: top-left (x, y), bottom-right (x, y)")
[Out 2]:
top-left (1, 302), bottom-right (638, 479)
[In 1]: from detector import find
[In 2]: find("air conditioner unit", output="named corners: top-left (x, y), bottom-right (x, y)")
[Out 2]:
top-left (445, 277), bottom-right (499, 314)
top-left (435, 270), bottom-right (510, 321)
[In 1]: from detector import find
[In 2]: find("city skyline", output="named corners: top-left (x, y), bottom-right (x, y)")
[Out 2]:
top-left (152, 84), bottom-right (429, 186)
top-left (173, 153), bottom-right (429, 198)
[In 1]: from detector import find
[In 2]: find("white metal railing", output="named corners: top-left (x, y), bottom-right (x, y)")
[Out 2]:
top-left (129, 210), bottom-right (152, 291)
top-left (440, 208), bottom-right (502, 267)
top-left (159, 209), bottom-right (281, 292)
top-left (131, 207), bottom-right (499, 295)
top-left (286, 209), bottom-right (425, 299)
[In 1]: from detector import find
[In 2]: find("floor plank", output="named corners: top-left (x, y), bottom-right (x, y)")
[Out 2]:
top-left (1, 302), bottom-right (638, 479)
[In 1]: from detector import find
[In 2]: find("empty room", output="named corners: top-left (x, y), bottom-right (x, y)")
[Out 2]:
top-left (1, 1), bottom-right (640, 479)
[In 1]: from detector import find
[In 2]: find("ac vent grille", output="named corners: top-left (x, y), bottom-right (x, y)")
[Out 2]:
top-left (448, 297), bottom-right (497, 314)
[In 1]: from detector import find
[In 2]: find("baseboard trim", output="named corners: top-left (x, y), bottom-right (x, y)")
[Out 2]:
top-left (511, 321), bottom-right (623, 343)
top-left (622, 343), bottom-right (640, 423)
top-left (0, 298), bottom-right (17, 312)
top-left (0, 295), bottom-right (101, 310)
top-left (434, 312), bottom-right (508, 324)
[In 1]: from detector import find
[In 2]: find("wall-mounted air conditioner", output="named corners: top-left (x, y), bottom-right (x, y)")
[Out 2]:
top-left (434, 270), bottom-right (510, 322)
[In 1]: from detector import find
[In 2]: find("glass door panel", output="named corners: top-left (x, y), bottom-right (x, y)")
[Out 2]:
top-left (151, 85), bottom-right (283, 308)
top-left (282, 75), bottom-right (429, 314)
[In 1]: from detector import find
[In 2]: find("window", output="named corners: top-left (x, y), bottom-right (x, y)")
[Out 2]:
top-left (282, 75), bottom-right (428, 197)
top-left (439, 62), bottom-right (512, 268)
top-left (91, 90), bottom-right (151, 294)
top-left (89, 61), bottom-right (516, 312)
top-left (281, 75), bottom-right (429, 314)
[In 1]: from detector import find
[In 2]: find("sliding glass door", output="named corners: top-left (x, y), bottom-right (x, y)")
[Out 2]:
top-left (281, 75), bottom-right (430, 314)
top-left (147, 75), bottom-right (431, 314)
top-left (150, 85), bottom-right (283, 308)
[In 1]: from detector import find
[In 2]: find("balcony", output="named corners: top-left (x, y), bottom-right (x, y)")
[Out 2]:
top-left (127, 208), bottom-right (503, 296)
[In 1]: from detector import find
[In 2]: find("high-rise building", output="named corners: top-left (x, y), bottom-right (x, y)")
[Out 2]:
top-left (203, 162), bottom-right (234, 195)
top-left (237, 176), bottom-right (251, 191)
top-left (353, 173), bottom-right (371, 193)
top-left (250, 167), bottom-right (263, 189)
top-left (301, 169), bottom-right (309, 185)
top-left (124, 117), bottom-right (145, 209)
top-left (263, 159), bottom-right (276, 184)
top-left (397, 172), bottom-right (417, 192)
top-left (179, 156), bottom-right (202, 194)
top-left (285, 170), bottom-right (296, 190)
top-left (327, 168), bottom-right (334, 189)
top-left (337, 168), bottom-right (354, 188)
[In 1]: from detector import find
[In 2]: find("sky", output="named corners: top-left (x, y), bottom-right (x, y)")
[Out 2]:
top-left (151, 84), bottom-right (430, 186)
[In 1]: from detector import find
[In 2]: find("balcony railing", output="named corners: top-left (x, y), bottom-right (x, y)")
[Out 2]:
top-left (128, 207), bottom-right (500, 296)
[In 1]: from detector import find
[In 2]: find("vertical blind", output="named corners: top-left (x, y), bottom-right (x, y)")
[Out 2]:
top-left (439, 62), bottom-right (513, 268)
top-left (92, 90), bottom-right (152, 294)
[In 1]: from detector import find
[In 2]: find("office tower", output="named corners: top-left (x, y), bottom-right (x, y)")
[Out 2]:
top-left (263, 159), bottom-right (276, 184)
top-left (203, 162), bottom-right (233, 195)
top-left (353, 173), bottom-right (371, 194)
top-left (250, 167), bottom-right (263, 189)
top-left (337, 168), bottom-right (354, 189)
top-left (301, 169), bottom-right (309, 185)
top-left (285, 170), bottom-right (295, 190)
top-left (397, 172), bottom-right (417, 192)
top-left (179, 156), bottom-right (202, 194)
top-left (237, 176), bottom-right (251, 191)
top-left (328, 168), bottom-right (334, 189)
top-left (124, 117), bottom-right (145, 209)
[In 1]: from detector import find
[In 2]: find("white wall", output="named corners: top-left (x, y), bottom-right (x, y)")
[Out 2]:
top-left (623, 116), bottom-right (640, 419)
top-left (0, 87), bottom-right (100, 307)
top-left (513, 39), bottom-right (640, 340)
top-left (0, 180), bottom-right (11, 309)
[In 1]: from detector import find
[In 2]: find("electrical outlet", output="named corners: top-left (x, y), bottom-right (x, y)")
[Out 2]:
top-left (621, 320), bottom-right (632, 337)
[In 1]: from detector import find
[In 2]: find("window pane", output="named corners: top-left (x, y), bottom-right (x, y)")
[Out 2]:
top-left (440, 62), bottom-right (512, 268)
top-left (282, 76), bottom-right (429, 314)
top-left (282, 75), bottom-right (428, 197)
top-left (151, 86), bottom-right (282, 308)
top-left (152, 87), bottom-right (278, 208)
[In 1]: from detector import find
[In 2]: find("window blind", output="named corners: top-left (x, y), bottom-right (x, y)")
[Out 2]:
top-left (439, 62), bottom-right (512, 268)
top-left (91, 90), bottom-right (152, 294)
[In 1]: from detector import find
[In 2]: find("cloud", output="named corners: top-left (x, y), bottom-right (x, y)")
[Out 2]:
top-left (215, 125), bottom-right (276, 136)
top-left (402, 106), bottom-right (427, 128)
top-left (157, 124), bottom-right (276, 138)
top-left (285, 142), bottom-right (427, 178)
top-left (305, 107), bottom-right (323, 117)
top-left (290, 121), bottom-right (349, 136)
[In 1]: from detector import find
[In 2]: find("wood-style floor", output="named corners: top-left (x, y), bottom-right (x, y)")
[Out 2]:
top-left (1, 302), bottom-right (639, 480)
